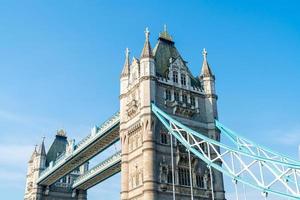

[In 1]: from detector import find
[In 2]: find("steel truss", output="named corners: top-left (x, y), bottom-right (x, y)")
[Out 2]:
top-left (152, 103), bottom-right (300, 199)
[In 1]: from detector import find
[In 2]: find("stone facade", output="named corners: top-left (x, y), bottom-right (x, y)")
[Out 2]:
top-left (24, 27), bottom-right (226, 200)
top-left (120, 27), bottom-right (226, 200)
top-left (24, 131), bottom-right (88, 200)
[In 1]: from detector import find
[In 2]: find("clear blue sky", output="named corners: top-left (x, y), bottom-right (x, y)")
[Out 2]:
top-left (0, 0), bottom-right (299, 199)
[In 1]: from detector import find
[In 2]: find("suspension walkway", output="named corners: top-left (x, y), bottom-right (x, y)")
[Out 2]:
top-left (72, 151), bottom-right (121, 190)
top-left (37, 112), bottom-right (120, 186)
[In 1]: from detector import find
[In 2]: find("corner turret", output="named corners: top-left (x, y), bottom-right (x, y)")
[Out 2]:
top-left (140, 27), bottom-right (153, 59)
top-left (120, 48), bottom-right (131, 95)
top-left (199, 48), bottom-right (218, 121)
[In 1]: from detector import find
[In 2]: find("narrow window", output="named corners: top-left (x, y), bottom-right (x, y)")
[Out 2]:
top-left (165, 89), bottom-right (171, 101)
top-left (196, 175), bottom-right (204, 188)
top-left (160, 132), bottom-right (168, 144)
top-left (191, 96), bottom-right (195, 106)
top-left (136, 173), bottom-right (139, 186)
top-left (173, 71), bottom-right (178, 83)
top-left (179, 167), bottom-right (190, 186)
top-left (182, 94), bottom-right (187, 104)
top-left (181, 74), bottom-right (186, 85)
top-left (174, 91), bottom-right (179, 101)
top-left (167, 170), bottom-right (173, 183)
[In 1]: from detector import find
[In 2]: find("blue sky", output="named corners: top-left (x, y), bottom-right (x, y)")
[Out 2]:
top-left (0, 0), bottom-right (299, 199)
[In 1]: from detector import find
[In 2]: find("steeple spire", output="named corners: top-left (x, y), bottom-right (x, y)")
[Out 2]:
top-left (140, 27), bottom-right (153, 59)
top-left (37, 137), bottom-right (46, 156)
top-left (121, 48), bottom-right (130, 76)
top-left (200, 48), bottom-right (214, 78)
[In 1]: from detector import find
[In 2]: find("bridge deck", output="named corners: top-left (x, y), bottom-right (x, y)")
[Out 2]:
top-left (37, 112), bottom-right (120, 186)
top-left (72, 151), bottom-right (121, 190)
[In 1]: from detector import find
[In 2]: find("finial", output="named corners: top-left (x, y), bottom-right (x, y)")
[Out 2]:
top-left (202, 48), bottom-right (207, 60)
top-left (145, 27), bottom-right (150, 40)
top-left (42, 136), bottom-right (45, 143)
top-left (159, 24), bottom-right (173, 42)
top-left (125, 48), bottom-right (130, 57)
top-left (57, 129), bottom-right (66, 137)
top-left (164, 24), bottom-right (167, 32)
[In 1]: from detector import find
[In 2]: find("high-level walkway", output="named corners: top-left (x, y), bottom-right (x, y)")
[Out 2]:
top-left (37, 112), bottom-right (120, 186)
top-left (72, 151), bottom-right (121, 190)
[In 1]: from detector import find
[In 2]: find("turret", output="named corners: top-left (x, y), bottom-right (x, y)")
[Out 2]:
top-left (24, 140), bottom-right (45, 200)
top-left (24, 146), bottom-right (37, 197)
top-left (199, 48), bottom-right (215, 94)
top-left (120, 48), bottom-right (130, 95)
top-left (140, 27), bottom-right (155, 79)
top-left (36, 137), bottom-right (46, 170)
top-left (199, 48), bottom-right (218, 121)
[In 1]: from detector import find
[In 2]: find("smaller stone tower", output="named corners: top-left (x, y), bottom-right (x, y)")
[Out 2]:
top-left (24, 139), bottom-right (46, 199)
top-left (24, 131), bottom-right (88, 200)
top-left (199, 48), bottom-right (217, 121)
top-left (199, 48), bottom-right (225, 199)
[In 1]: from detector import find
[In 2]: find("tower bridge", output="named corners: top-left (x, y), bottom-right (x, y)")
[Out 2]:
top-left (24, 27), bottom-right (300, 200)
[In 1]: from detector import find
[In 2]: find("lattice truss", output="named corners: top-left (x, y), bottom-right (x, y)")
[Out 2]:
top-left (152, 103), bottom-right (300, 199)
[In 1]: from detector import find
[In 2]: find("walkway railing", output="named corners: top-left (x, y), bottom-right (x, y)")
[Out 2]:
top-left (72, 151), bottom-right (121, 188)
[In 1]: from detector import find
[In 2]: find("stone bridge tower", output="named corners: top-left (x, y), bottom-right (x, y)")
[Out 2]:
top-left (120, 27), bottom-right (226, 200)
top-left (24, 131), bottom-right (88, 200)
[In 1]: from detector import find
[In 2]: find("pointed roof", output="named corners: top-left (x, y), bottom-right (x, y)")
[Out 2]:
top-left (121, 48), bottom-right (130, 77)
top-left (140, 27), bottom-right (153, 59)
top-left (200, 48), bottom-right (214, 78)
top-left (153, 26), bottom-right (179, 76)
top-left (153, 26), bottom-right (201, 88)
top-left (46, 132), bottom-right (68, 167)
top-left (37, 137), bottom-right (46, 156)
